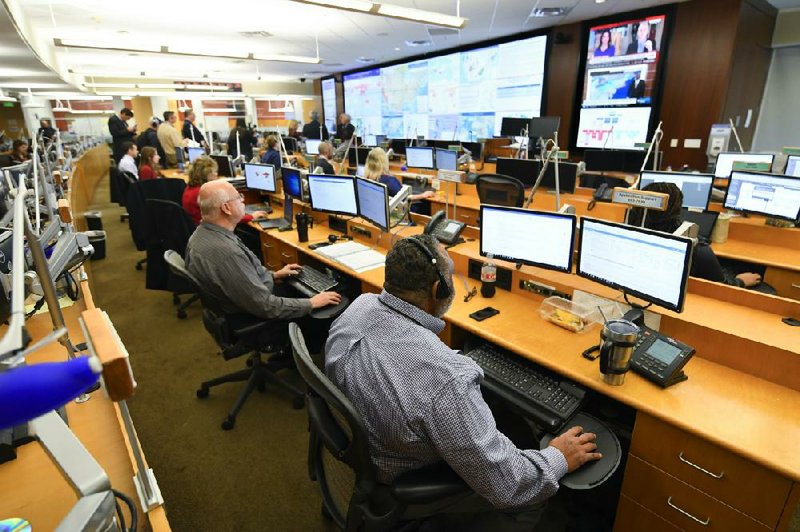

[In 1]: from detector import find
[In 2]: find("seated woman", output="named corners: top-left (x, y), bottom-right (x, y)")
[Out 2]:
top-left (182, 156), bottom-right (268, 225)
top-left (364, 147), bottom-right (434, 215)
top-left (628, 182), bottom-right (764, 289)
top-left (138, 146), bottom-right (161, 180)
top-left (10, 139), bottom-right (30, 164)
top-left (260, 135), bottom-right (282, 168)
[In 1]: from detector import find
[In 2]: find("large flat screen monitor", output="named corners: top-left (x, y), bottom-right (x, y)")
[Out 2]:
top-left (435, 148), bottom-right (458, 172)
top-left (211, 155), bottom-right (234, 178)
top-left (541, 162), bottom-right (579, 194)
top-left (639, 171), bottom-right (714, 210)
top-left (724, 171), bottom-right (800, 221)
top-left (529, 116), bottom-right (561, 139)
top-left (785, 155), bottom-right (800, 177)
top-left (281, 166), bottom-right (305, 201)
top-left (321, 76), bottom-right (337, 134)
top-left (305, 139), bottom-right (322, 155)
top-left (500, 117), bottom-right (531, 137)
top-left (577, 218), bottom-right (693, 312)
top-left (713, 152), bottom-right (774, 179)
top-left (480, 205), bottom-right (576, 272)
top-left (576, 14), bottom-right (669, 149)
top-left (495, 157), bottom-right (540, 188)
top-left (355, 177), bottom-right (390, 232)
top-left (307, 174), bottom-right (358, 216)
top-left (347, 147), bottom-right (372, 167)
top-left (187, 147), bottom-right (205, 163)
top-left (405, 147), bottom-right (435, 169)
top-left (343, 34), bottom-right (548, 142)
top-left (584, 149), bottom-right (647, 173)
top-left (244, 163), bottom-right (276, 193)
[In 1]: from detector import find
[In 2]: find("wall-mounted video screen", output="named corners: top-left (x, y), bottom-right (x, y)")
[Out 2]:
top-left (321, 77), bottom-right (337, 134)
top-left (343, 34), bottom-right (548, 143)
top-left (576, 13), bottom-right (669, 149)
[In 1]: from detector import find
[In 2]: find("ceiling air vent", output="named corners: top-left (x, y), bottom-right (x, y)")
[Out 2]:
top-left (428, 28), bottom-right (459, 38)
top-left (405, 39), bottom-right (432, 47)
top-left (530, 7), bottom-right (571, 17)
top-left (355, 57), bottom-right (375, 64)
top-left (239, 31), bottom-right (272, 38)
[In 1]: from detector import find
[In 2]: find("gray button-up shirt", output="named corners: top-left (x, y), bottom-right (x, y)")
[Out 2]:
top-left (185, 222), bottom-right (312, 320)
top-left (325, 290), bottom-right (567, 509)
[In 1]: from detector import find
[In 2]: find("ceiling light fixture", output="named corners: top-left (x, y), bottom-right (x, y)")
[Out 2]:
top-left (0, 90), bottom-right (17, 103)
top-left (54, 39), bottom-right (320, 64)
top-left (291, 0), bottom-right (468, 29)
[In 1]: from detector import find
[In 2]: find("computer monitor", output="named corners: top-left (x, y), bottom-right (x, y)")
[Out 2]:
top-left (529, 116), bottom-right (561, 139)
top-left (356, 165), bottom-right (365, 177)
top-left (784, 155), bottom-right (800, 177)
top-left (500, 117), bottom-right (531, 137)
top-left (282, 136), bottom-right (298, 153)
top-left (724, 171), bottom-right (800, 221)
top-left (713, 152), bottom-right (774, 179)
top-left (175, 147), bottom-right (186, 165)
top-left (577, 218), bottom-right (693, 312)
top-left (541, 162), bottom-right (579, 194)
top-left (681, 208), bottom-right (719, 241)
top-left (495, 157), bottom-right (540, 188)
top-left (305, 139), bottom-right (322, 155)
top-left (244, 163), bottom-right (276, 193)
top-left (639, 171), bottom-right (714, 210)
top-left (363, 134), bottom-right (377, 146)
top-left (480, 205), bottom-right (576, 272)
top-left (281, 166), bottom-right (304, 201)
top-left (375, 134), bottom-right (387, 146)
top-left (389, 139), bottom-right (407, 155)
top-left (584, 149), bottom-right (647, 173)
top-left (405, 147), bottom-right (434, 169)
top-left (187, 147), bottom-right (205, 163)
top-left (211, 155), bottom-right (234, 178)
top-left (347, 147), bottom-right (372, 167)
top-left (307, 174), bottom-right (358, 216)
top-left (435, 148), bottom-right (458, 172)
top-left (355, 177), bottom-right (390, 232)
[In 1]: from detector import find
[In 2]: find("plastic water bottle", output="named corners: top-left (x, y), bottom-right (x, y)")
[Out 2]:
top-left (480, 255), bottom-right (496, 298)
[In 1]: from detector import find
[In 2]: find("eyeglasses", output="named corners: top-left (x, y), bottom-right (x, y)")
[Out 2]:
top-left (224, 193), bottom-right (244, 203)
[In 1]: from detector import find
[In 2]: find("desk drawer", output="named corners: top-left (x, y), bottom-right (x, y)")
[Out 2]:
top-left (261, 234), bottom-right (281, 270)
top-left (622, 456), bottom-right (771, 532)
top-left (276, 241), bottom-right (298, 267)
top-left (615, 494), bottom-right (680, 532)
top-left (454, 207), bottom-right (479, 227)
top-left (763, 267), bottom-right (800, 301)
top-left (631, 414), bottom-right (792, 526)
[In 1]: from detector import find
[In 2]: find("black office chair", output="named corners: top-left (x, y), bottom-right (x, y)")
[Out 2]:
top-left (476, 174), bottom-right (525, 208)
top-left (127, 177), bottom-right (185, 271)
top-left (288, 323), bottom-right (471, 531)
top-left (147, 200), bottom-right (198, 318)
top-left (164, 250), bottom-right (305, 430)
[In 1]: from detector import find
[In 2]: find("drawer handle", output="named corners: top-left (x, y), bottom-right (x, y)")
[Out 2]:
top-left (263, 243), bottom-right (273, 249)
top-left (667, 497), bottom-right (710, 526)
top-left (459, 214), bottom-right (471, 219)
top-left (281, 253), bottom-right (293, 259)
top-left (792, 283), bottom-right (800, 289)
top-left (678, 452), bottom-right (725, 479)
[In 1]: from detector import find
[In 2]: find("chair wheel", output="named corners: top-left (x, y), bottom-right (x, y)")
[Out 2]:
top-left (196, 387), bottom-right (209, 399)
top-left (292, 396), bottom-right (305, 409)
top-left (177, 310), bottom-right (187, 319)
top-left (135, 263), bottom-right (143, 271)
top-left (172, 294), bottom-right (180, 305)
top-left (221, 417), bottom-right (235, 430)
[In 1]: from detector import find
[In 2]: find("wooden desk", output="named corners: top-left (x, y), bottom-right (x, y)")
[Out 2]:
top-left (255, 206), bottom-right (800, 531)
top-left (160, 168), bottom-right (188, 182)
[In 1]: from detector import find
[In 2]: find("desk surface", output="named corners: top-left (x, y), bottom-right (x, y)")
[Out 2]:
top-left (256, 212), bottom-right (800, 483)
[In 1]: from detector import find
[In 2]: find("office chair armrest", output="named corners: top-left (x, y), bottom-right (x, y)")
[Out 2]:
top-left (231, 320), bottom-right (273, 337)
top-left (390, 462), bottom-right (470, 504)
top-left (307, 395), bottom-right (351, 460)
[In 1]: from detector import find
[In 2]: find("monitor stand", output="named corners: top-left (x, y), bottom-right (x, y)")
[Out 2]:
top-left (328, 215), bottom-right (348, 234)
top-left (278, 194), bottom-right (294, 232)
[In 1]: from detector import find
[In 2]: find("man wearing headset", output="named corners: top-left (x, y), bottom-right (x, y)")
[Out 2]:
top-left (325, 235), bottom-right (600, 529)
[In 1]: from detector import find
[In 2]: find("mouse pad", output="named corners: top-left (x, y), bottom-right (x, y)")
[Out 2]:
top-left (540, 412), bottom-right (622, 490)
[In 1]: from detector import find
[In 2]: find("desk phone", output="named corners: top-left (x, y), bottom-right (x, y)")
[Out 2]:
top-left (630, 323), bottom-right (695, 387)
top-left (424, 210), bottom-right (466, 246)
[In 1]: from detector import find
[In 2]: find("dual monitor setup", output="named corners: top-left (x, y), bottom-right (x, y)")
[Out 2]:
top-left (242, 163), bottom-right (398, 233)
top-left (479, 205), bottom-right (693, 313)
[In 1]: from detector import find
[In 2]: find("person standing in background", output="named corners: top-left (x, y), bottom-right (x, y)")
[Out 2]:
top-left (227, 118), bottom-right (256, 161)
top-left (108, 108), bottom-right (135, 163)
top-left (182, 109), bottom-right (206, 147)
top-left (157, 111), bottom-right (185, 168)
top-left (335, 113), bottom-right (355, 142)
top-left (38, 119), bottom-right (57, 142)
top-left (136, 116), bottom-right (165, 162)
top-left (301, 111), bottom-right (329, 140)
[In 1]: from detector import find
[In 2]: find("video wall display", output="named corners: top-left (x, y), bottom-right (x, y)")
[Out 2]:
top-left (343, 34), bottom-right (548, 142)
top-left (576, 14), bottom-right (668, 149)
top-left (321, 77), bottom-right (337, 134)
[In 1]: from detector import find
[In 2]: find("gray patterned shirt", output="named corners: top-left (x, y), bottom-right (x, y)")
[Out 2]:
top-left (185, 222), bottom-right (312, 320)
top-left (325, 290), bottom-right (567, 509)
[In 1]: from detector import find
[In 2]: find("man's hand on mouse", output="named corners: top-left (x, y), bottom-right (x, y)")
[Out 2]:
top-left (548, 426), bottom-right (602, 472)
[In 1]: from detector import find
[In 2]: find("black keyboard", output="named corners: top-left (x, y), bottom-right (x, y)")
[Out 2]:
top-left (466, 343), bottom-right (585, 433)
top-left (291, 265), bottom-right (338, 294)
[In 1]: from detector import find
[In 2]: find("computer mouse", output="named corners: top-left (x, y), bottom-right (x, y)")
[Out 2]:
top-left (540, 412), bottom-right (622, 490)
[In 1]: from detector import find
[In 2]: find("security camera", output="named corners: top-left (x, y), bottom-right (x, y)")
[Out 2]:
top-left (299, 77), bottom-right (307, 83)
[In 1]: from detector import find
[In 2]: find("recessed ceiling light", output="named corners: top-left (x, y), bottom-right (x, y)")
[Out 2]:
top-left (376, 32), bottom-right (389, 36)
top-left (290, 0), bottom-right (468, 29)
top-left (405, 39), bottom-right (432, 47)
top-left (530, 7), bottom-right (571, 17)
top-left (355, 57), bottom-right (375, 63)
top-left (394, 47), bottom-right (400, 51)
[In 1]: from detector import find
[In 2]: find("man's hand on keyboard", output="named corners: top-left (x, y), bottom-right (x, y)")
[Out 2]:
top-left (548, 426), bottom-right (602, 473)
top-left (275, 264), bottom-right (302, 280)
top-left (250, 210), bottom-right (270, 220)
top-left (310, 291), bottom-right (342, 308)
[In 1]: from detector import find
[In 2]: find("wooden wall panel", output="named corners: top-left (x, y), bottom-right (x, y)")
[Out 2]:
top-left (544, 23), bottom-right (582, 146)
top-left (658, 0), bottom-right (741, 170)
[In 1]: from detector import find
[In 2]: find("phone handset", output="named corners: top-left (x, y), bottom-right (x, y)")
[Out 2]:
top-left (424, 210), bottom-right (466, 246)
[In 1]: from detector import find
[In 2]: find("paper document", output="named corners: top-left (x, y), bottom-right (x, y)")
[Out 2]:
top-left (316, 241), bottom-right (369, 258)
top-left (315, 241), bottom-right (385, 273)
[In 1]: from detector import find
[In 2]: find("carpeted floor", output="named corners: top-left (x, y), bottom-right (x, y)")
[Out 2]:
top-left (86, 175), bottom-right (337, 531)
